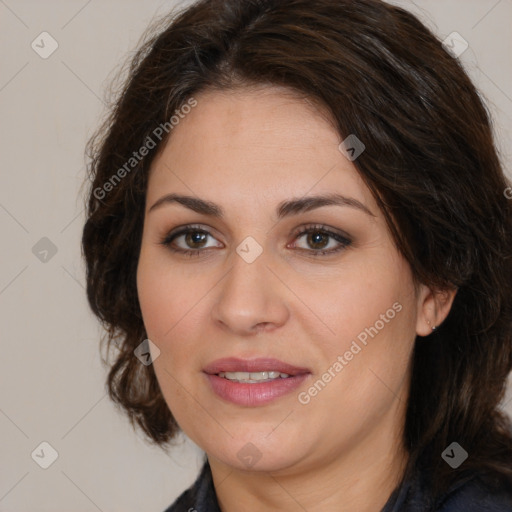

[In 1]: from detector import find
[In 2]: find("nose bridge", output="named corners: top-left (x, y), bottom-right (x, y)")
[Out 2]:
top-left (212, 238), bottom-right (289, 333)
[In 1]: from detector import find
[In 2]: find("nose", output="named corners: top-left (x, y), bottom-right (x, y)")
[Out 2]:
top-left (211, 246), bottom-right (290, 336)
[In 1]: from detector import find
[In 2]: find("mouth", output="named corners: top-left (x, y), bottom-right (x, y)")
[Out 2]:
top-left (203, 357), bottom-right (311, 406)
top-left (203, 357), bottom-right (310, 379)
top-left (217, 370), bottom-right (292, 383)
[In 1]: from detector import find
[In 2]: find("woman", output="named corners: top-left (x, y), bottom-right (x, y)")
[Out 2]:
top-left (82, 0), bottom-right (512, 510)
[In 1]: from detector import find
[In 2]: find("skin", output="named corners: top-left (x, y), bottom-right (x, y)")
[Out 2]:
top-left (137, 86), bottom-right (456, 512)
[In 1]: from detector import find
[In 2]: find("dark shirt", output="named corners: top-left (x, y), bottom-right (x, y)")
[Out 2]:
top-left (163, 459), bottom-right (512, 512)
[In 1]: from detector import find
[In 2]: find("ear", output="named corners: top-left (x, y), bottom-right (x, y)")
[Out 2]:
top-left (415, 284), bottom-right (457, 336)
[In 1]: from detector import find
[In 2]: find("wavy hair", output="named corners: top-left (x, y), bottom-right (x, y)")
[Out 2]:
top-left (82, 0), bottom-right (512, 500)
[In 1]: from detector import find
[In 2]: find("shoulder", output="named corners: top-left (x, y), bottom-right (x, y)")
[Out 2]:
top-left (435, 476), bottom-right (512, 512)
top-left (384, 471), bottom-right (512, 512)
top-left (161, 460), bottom-right (219, 512)
top-left (162, 487), bottom-right (196, 512)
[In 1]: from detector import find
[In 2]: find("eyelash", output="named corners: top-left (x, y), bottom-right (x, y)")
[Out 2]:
top-left (159, 223), bottom-right (352, 258)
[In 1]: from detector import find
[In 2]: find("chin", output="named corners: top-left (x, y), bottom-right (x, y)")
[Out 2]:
top-left (204, 431), bottom-right (309, 474)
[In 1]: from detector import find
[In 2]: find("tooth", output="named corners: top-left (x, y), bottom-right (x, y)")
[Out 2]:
top-left (222, 371), bottom-right (251, 380)
top-left (249, 372), bottom-right (268, 380)
top-left (218, 371), bottom-right (291, 382)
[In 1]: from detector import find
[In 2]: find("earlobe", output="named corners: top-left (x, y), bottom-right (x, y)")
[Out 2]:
top-left (416, 284), bottom-right (458, 337)
top-left (426, 318), bottom-right (437, 332)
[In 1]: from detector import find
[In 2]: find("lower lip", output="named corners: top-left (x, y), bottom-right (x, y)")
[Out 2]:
top-left (205, 373), bottom-right (310, 406)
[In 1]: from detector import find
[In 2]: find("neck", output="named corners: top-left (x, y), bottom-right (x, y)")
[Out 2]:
top-left (208, 414), bottom-right (409, 512)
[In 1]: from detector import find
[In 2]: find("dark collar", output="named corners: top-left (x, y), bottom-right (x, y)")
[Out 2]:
top-left (164, 458), bottom-right (512, 512)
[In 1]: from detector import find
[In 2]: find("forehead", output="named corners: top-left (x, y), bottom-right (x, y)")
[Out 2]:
top-left (147, 86), bottom-right (377, 215)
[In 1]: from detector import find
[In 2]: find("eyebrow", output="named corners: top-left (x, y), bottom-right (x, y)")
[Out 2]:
top-left (148, 192), bottom-right (375, 218)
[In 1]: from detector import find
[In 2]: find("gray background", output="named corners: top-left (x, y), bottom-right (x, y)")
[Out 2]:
top-left (1, 1), bottom-right (511, 510)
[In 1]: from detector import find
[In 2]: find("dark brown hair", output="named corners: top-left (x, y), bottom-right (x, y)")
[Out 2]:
top-left (82, 0), bottom-right (512, 501)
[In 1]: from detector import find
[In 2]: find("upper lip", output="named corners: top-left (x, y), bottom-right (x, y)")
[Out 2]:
top-left (203, 357), bottom-right (310, 376)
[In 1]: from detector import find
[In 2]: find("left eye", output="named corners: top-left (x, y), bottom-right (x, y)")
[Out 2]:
top-left (290, 227), bottom-right (351, 255)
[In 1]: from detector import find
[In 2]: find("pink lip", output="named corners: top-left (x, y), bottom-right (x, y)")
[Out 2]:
top-left (203, 357), bottom-right (311, 407)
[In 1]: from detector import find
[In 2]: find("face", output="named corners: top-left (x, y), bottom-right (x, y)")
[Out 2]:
top-left (137, 86), bottom-right (428, 474)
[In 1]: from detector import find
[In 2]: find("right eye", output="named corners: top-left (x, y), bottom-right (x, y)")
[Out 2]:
top-left (160, 225), bottom-right (223, 257)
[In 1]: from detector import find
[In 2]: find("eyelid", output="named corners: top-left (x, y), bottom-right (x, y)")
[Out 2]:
top-left (161, 223), bottom-right (221, 242)
top-left (289, 223), bottom-right (351, 243)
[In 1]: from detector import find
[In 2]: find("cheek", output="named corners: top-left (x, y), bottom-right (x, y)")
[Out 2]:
top-left (298, 258), bottom-right (417, 402)
top-left (287, 255), bottom-right (412, 349)
top-left (136, 248), bottom-right (202, 341)
top-left (137, 258), bottom-right (171, 339)
top-left (136, 255), bottom-right (205, 417)
top-left (301, 305), bottom-right (415, 445)
top-left (136, 250), bottom-right (216, 415)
